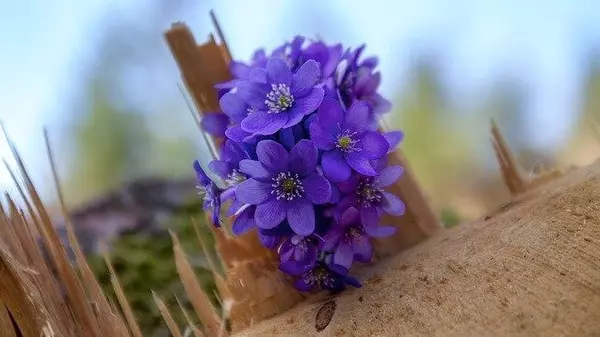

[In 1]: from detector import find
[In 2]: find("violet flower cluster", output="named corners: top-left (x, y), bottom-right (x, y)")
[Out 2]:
top-left (193, 36), bottom-right (405, 293)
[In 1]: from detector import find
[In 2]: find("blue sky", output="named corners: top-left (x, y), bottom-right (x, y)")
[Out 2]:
top-left (1, 0), bottom-right (600, 196)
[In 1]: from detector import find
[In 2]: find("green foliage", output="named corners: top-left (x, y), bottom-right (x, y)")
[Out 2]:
top-left (388, 56), bottom-right (479, 204)
top-left (88, 211), bottom-right (219, 336)
top-left (440, 208), bottom-right (461, 228)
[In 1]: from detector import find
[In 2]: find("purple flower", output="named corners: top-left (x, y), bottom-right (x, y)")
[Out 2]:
top-left (208, 140), bottom-right (250, 187)
top-left (235, 139), bottom-right (331, 236)
top-left (338, 166), bottom-right (406, 225)
top-left (193, 160), bottom-right (222, 227)
top-left (323, 207), bottom-right (396, 269)
top-left (278, 235), bottom-right (320, 275)
top-left (200, 113), bottom-right (229, 138)
top-left (238, 57), bottom-right (325, 135)
top-left (215, 49), bottom-right (270, 90)
top-left (334, 45), bottom-right (391, 115)
top-left (293, 263), bottom-right (361, 292)
top-left (230, 204), bottom-right (256, 236)
top-left (310, 98), bottom-right (389, 182)
top-left (298, 41), bottom-right (343, 79)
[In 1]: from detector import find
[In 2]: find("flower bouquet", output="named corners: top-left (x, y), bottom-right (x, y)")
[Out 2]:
top-left (194, 36), bottom-right (405, 292)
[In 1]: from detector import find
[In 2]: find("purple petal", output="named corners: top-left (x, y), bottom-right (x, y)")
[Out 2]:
top-left (329, 183), bottom-right (340, 203)
top-left (343, 101), bottom-right (370, 132)
top-left (362, 56), bottom-right (379, 69)
top-left (354, 70), bottom-right (372, 93)
top-left (323, 45), bottom-right (342, 78)
top-left (248, 67), bottom-right (267, 83)
top-left (309, 122), bottom-right (336, 150)
top-left (337, 174), bottom-right (359, 193)
top-left (219, 93), bottom-right (247, 121)
top-left (266, 57), bottom-right (292, 86)
top-left (239, 159), bottom-right (271, 180)
top-left (370, 93), bottom-right (392, 114)
top-left (292, 59), bottom-right (320, 96)
top-left (278, 239), bottom-right (295, 262)
top-left (235, 179), bottom-right (272, 205)
top-left (340, 207), bottom-right (360, 226)
top-left (280, 261), bottom-right (310, 276)
top-left (284, 88), bottom-right (325, 128)
top-left (232, 208), bottom-right (255, 235)
top-left (345, 152), bottom-right (377, 176)
top-left (201, 113), bottom-right (229, 137)
top-left (215, 79), bottom-right (242, 90)
top-left (360, 206), bottom-right (380, 228)
top-left (255, 199), bottom-right (286, 229)
top-left (322, 151), bottom-right (351, 183)
top-left (381, 191), bottom-right (405, 216)
top-left (230, 61), bottom-right (251, 78)
top-left (278, 127), bottom-right (296, 150)
top-left (227, 199), bottom-right (243, 215)
top-left (351, 234), bottom-right (373, 263)
top-left (317, 96), bottom-right (344, 126)
top-left (258, 230), bottom-right (279, 248)
top-left (376, 166), bottom-right (404, 187)
top-left (294, 276), bottom-right (315, 292)
top-left (359, 131), bottom-right (389, 159)
top-left (336, 195), bottom-right (357, 220)
top-left (302, 173), bottom-right (331, 204)
top-left (287, 198), bottom-right (315, 236)
top-left (241, 110), bottom-right (288, 135)
top-left (193, 160), bottom-right (210, 185)
top-left (225, 125), bottom-right (251, 142)
top-left (384, 131), bottom-right (404, 152)
top-left (208, 160), bottom-right (231, 179)
top-left (255, 140), bottom-right (289, 172)
top-left (289, 140), bottom-right (318, 176)
top-left (223, 140), bottom-right (248, 163)
top-left (364, 224), bottom-right (397, 238)
top-left (323, 228), bottom-right (343, 251)
top-left (237, 82), bottom-right (269, 109)
top-left (334, 242), bottom-right (353, 269)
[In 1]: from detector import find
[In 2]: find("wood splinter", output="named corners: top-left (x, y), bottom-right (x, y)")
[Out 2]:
top-left (491, 119), bottom-right (562, 196)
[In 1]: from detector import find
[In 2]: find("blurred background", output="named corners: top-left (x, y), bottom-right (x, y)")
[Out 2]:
top-left (2, 0), bottom-right (600, 219)
top-left (3, 0), bottom-right (600, 334)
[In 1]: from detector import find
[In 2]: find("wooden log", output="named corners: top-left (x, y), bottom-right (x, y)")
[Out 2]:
top-left (233, 159), bottom-right (600, 337)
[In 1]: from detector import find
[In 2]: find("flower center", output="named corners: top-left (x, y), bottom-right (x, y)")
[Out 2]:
top-left (225, 169), bottom-right (247, 187)
top-left (336, 129), bottom-right (360, 153)
top-left (196, 184), bottom-right (216, 206)
top-left (265, 84), bottom-right (294, 113)
top-left (306, 267), bottom-right (334, 287)
top-left (271, 172), bottom-right (304, 200)
top-left (356, 178), bottom-right (382, 207)
top-left (347, 227), bottom-right (363, 240)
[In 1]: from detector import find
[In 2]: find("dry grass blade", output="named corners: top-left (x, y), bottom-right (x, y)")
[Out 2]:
top-left (209, 9), bottom-right (232, 61)
top-left (176, 295), bottom-right (205, 337)
top-left (103, 253), bottom-right (143, 337)
top-left (152, 291), bottom-right (183, 337)
top-left (0, 301), bottom-right (17, 337)
top-left (1, 126), bottom-right (102, 336)
top-left (0, 242), bottom-right (48, 336)
top-left (44, 129), bottom-right (126, 335)
top-left (170, 230), bottom-right (224, 337)
top-left (192, 217), bottom-right (221, 276)
top-left (491, 119), bottom-right (526, 195)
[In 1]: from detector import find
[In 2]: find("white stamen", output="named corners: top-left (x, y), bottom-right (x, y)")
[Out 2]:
top-left (271, 171), bottom-right (304, 200)
top-left (265, 83), bottom-right (294, 113)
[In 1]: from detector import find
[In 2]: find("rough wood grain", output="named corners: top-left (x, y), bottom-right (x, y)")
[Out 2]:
top-left (234, 159), bottom-right (600, 337)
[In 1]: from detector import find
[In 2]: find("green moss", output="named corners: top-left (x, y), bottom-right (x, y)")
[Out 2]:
top-left (88, 210), bottom-right (220, 336)
top-left (440, 208), bottom-right (461, 228)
